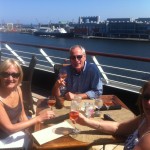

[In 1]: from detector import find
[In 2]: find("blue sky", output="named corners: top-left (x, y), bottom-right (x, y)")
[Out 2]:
top-left (0, 0), bottom-right (150, 24)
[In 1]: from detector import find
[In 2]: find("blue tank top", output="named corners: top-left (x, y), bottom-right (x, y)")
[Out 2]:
top-left (124, 119), bottom-right (145, 150)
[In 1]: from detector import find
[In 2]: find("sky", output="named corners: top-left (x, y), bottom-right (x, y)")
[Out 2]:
top-left (0, 0), bottom-right (150, 24)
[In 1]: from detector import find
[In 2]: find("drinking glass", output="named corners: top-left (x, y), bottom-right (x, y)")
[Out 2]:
top-left (73, 94), bottom-right (82, 111)
top-left (69, 100), bottom-right (80, 134)
top-left (59, 69), bottom-right (67, 96)
top-left (74, 94), bottom-right (82, 103)
top-left (95, 98), bottom-right (103, 115)
top-left (47, 96), bottom-right (56, 110)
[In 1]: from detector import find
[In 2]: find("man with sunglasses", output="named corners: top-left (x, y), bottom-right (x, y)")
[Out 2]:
top-left (52, 45), bottom-right (103, 100)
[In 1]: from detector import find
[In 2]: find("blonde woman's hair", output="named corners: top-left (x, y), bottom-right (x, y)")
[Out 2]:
top-left (0, 58), bottom-right (23, 85)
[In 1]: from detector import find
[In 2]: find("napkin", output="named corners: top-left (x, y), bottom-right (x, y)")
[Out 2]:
top-left (32, 121), bottom-right (74, 145)
top-left (97, 104), bottom-right (121, 111)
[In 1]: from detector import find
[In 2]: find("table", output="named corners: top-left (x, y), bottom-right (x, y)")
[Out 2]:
top-left (32, 95), bottom-right (134, 150)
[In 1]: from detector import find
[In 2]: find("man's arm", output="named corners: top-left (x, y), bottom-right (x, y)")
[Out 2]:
top-left (85, 64), bottom-right (103, 99)
top-left (85, 79), bottom-right (103, 98)
top-left (65, 92), bottom-right (88, 100)
top-left (51, 81), bottom-right (61, 97)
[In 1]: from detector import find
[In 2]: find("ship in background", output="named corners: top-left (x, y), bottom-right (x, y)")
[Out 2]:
top-left (33, 25), bottom-right (74, 38)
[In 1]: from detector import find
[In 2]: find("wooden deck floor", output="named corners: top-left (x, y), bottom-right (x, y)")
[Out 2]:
top-left (90, 144), bottom-right (124, 150)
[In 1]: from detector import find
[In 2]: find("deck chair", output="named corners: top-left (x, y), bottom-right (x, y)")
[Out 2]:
top-left (21, 55), bottom-right (37, 117)
top-left (0, 51), bottom-right (1, 63)
top-left (54, 64), bottom-right (63, 79)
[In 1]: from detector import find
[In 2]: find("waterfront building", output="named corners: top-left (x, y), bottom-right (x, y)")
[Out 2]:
top-left (107, 18), bottom-right (133, 23)
top-left (73, 22), bottom-right (106, 36)
top-left (135, 18), bottom-right (150, 23)
top-left (0, 24), bottom-right (6, 32)
top-left (107, 18), bottom-right (150, 39)
top-left (72, 16), bottom-right (150, 39)
top-left (79, 16), bottom-right (100, 24)
top-left (108, 21), bottom-right (136, 38)
top-left (7, 23), bottom-right (13, 31)
top-left (73, 16), bottom-right (106, 36)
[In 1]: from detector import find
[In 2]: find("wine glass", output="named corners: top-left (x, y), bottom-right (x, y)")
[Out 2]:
top-left (69, 100), bottom-right (80, 134)
top-left (47, 96), bottom-right (56, 110)
top-left (59, 68), bottom-right (67, 96)
top-left (94, 98), bottom-right (103, 115)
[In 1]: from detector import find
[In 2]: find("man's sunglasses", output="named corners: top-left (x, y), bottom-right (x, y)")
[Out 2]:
top-left (70, 55), bottom-right (83, 60)
top-left (0, 72), bottom-right (20, 78)
top-left (142, 94), bottom-right (150, 101)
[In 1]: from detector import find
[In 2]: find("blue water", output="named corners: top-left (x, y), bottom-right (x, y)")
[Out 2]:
top-left (0, 32), bottom-right (150, 85)
top-left (1, 32), bottom-right (150, 57)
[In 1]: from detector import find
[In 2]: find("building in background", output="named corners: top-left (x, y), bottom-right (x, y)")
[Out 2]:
top-left (1, 16), bottom-right (150, 40)
top-left (72, 16), bottom-right (150, 40)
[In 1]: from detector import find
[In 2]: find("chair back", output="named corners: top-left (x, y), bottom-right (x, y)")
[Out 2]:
top-left (24, 55), bottom-right (37, 82)
top-left (54, 64), bottom-right (63, 79)
top-left (21, 55), bottom-right (37, 116)
top-left (0, 51), bottom-right (1, 63)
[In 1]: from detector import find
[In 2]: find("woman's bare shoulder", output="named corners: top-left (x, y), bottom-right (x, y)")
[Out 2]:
top-left (17, 86), bottom-right (22, 95)
top-left (134, 132), bottom-right (150, 150)
top-left (116, 115), bottom-right (143, 136)
top-left (17, 86), bottom-right (21, 91)
top-left (120, 115), bottom-right (143, 126)
top-left (17, 86), bottom-right (23, 101)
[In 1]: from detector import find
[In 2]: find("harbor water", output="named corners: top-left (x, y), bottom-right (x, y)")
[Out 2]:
top-left (1, 32), bottom-right (150, 58)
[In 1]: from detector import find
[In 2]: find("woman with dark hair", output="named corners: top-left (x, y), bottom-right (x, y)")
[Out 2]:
top-left (0, 59), bottom-right (55, 149)
top-left (75, 81), bottom-right (150, 150)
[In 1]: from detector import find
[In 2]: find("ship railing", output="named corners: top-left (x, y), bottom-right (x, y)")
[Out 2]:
top-left (0, 41), bottom-right (150, 94)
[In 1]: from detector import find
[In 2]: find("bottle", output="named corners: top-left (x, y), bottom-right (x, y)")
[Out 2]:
top-left (55, 96), bottom-right (64, 109)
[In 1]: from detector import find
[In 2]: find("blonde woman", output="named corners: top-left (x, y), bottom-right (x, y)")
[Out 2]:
top-left (0, 59), bottom-right (55, 149)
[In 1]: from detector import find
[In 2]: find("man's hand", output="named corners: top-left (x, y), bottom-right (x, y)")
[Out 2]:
top-left (65, 92), bottom-right (75, 100)
top-left (65, 92), bottom-right (88, 100)
top-left (52, 78), bottom-right (66, 97)
top-left (55, 78), bottom-right (66, 88)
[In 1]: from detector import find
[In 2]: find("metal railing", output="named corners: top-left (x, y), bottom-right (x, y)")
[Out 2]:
top-left (0, 41), bottom-right (150, 93)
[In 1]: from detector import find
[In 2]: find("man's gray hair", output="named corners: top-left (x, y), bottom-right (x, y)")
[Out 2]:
top-left (70, 45), bottom-right (86, 55)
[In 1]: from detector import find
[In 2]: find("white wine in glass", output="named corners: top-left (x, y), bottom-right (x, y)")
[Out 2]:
top-left (95, 98), bottom-right (103, 115)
